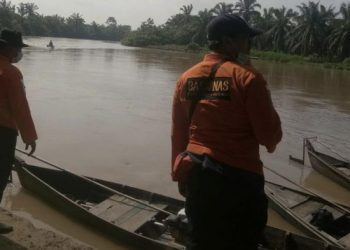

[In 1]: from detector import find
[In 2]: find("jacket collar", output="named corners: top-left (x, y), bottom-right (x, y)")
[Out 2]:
top-left (203, 52), bottom-right (227, 62)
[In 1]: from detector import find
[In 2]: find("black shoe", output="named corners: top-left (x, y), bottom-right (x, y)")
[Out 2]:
top-left (0, 222), bottom-right (13, 234)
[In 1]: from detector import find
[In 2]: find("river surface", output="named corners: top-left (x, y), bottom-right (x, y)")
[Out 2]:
top-left (2, 37), bottom-right (350, 249)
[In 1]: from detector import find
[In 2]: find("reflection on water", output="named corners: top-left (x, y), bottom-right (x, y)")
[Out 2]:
top-left (3, 37), bottom-right (350, 248)
top-left (303, 167), bottom-right (350, 206)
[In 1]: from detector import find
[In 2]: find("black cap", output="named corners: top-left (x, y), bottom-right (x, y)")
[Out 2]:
top-left (207, 14), bottom-right (262, 43)
top-left (0, 29), bottom-right (29, 48)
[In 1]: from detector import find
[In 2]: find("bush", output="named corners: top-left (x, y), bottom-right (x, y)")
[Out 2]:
top-left (186, 42), bottom-right (201, 52)
top-left (251, 50), bottom-right (304, 63)
top-left (343, 57), bottom-right (350, 65)
top-left (304, 54), bottom-right (327, 63)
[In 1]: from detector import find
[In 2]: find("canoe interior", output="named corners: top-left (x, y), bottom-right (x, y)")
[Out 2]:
top-left (266, 182), bottom-right (350, 248)
top-left (14, 161), bottom-right (347, 250)
top-left (18, 164), bottom-right (184, 249)
top-left (312, 151), bottom-right (350, 176)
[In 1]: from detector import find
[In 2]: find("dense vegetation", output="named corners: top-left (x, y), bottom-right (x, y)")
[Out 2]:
top-left (122, 0), bottom-right (350, 63)
top-left (0, 0), bottom-right (131, 41)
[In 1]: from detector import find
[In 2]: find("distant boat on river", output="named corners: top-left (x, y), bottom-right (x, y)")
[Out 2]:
top-left (46, 40), bottom-right (55, 50)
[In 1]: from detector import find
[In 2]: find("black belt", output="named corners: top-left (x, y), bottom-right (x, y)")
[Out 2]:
top-left (187, 151), bottom-right (265, 192)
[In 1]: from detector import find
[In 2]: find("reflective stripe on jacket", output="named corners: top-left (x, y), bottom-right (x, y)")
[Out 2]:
top-left (0, 55), bottom-right (37, 143)
top-left (171, 53), bottom-right (282, 175)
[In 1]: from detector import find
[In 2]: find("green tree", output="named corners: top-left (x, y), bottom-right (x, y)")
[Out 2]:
top-left (233, 0), bottom-right (261, 22)
top-left (17, 3), bottom-right (27, 18)
top-left (88, 21), bottom-right (102, 39)
top-left (180, 4), bottom-right (193, 16)
top-left (0, 0), bottom-right (16, 29)
top-left (267, 6), bottom-right (296, 52)
top-left (28, 14), bottom-right (48, 35)
top-left (22, 3), bottom-right (43, 35)
top-left (1, 1), bottom-right (130, 41)
top-left (24, 2), bottom-right (38, 17)
top-left (104, 17), bottom-right (117, 40)
top-left (326, 2), bottom-right (350, 59)
top-left (106, 16), bottom-right (117, 26)
top-left (123, 18), bottom-right (162, 46)
top-left (43, 14), bottom-right (67, 36)
top-left (192, 8), bottom-right (214, 46)
top-left (288, 1), bottom-right (335, 55)
top-left (116, 24), bottom-right (131, 40)
top-left (212, 2), bottom-right (234, 16)
top-left (162, 6), bottom-right (198, 45)
top-left (66, 13), bottom-right (86, 38)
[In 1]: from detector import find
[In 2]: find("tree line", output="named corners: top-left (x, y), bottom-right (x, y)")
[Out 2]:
top-left (122, 1), bottom-right (350, 62)
top-left (1, 0), bottom-right (349, 62)
top-left (0, 0), bottom-right (131, 41)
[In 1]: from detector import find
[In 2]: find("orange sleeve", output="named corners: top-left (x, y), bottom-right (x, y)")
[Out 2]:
top-left (171, 79), bottom-right (190, 169)
top-left (7, 71), bottom-right (38, 144)
top-left (245, 74), bottom-right (282, 151)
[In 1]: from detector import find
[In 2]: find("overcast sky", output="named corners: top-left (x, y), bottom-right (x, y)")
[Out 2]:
top-left (9, 0), bottom-right (347, 29)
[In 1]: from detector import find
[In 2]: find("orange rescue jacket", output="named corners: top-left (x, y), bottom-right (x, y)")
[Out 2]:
top-left (171, 53), bottom-right (282, 175)
top-left (0, 55), bottom-right (37, 143)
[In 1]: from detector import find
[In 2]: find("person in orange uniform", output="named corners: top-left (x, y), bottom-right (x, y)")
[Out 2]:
top-left (171, 15), bottom-right (282, 250)
top-left (0, 29), bottom-right (38, 233)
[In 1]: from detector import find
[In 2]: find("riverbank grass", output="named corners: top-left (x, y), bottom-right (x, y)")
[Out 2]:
top-left (251, 50), bottom-right (350, 70)
top-left (137, 44), bottom-right (350, 71)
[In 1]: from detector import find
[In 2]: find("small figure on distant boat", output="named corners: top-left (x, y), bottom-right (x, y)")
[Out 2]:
top-left (47, 40), bottom-right (54, 50)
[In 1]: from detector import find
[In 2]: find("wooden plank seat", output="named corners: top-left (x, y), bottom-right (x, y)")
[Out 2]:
top-left (339, 233), bottom-right (350, 248)
top-left (292, 200), bottom-right (325, 219)
top-left (89, 194), bottom-right (168, 231)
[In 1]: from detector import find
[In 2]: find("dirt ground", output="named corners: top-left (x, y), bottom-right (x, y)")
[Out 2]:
top-left (0, 208), bottom-right (95, 250)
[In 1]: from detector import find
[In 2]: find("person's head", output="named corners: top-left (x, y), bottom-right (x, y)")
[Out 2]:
top-left (0, 29), bottom-right (28, 63)
top-left (207, 14), bottom-right (262, 60)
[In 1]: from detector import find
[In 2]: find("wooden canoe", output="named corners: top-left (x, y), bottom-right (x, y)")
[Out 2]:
top-left (13, 157), bottom-right (346, 250)
top-left (265, 182), bottom-right (350, 249)
top-left (305, 138), bottom-right (350, 190)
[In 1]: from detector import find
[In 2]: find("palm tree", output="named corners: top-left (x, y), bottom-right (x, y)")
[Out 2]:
top-left (24, 3), bottom-right (38, 17)
top-left (326, 2), bottom-right (350, 59)
top-left (0, 0), bottom-right (16, 28)
top-left (16, 2), bottom-right (27, 28)
top-left (250, 8), bottom-right (274, 50)
top-left (320, 4), bottom-right (337, 35)
top-left (67, 13), bottom-right (86, 37)
top-left (180, 4), bottom-right (193, 16)
top-left (180, 4), bottom-right (194, 24)
top-left (0, 0), bottom-right (14, 10)
top-left (212, 2), bottom-right (234, 16)
top-left (43, 14), bottom-right (66, 36)
top-left (17, 3), bottom-right (27, 18)
top-left (233, 0), bottom-right (261, 22)
top-left (251, 8), bottom-right (274, 31)
top-left (287, 1), bottom-right (334, 56)
top-left (106, 17), bottom-right (117, 26)
top-left (267, 6), bottom-right (296, 52)
top-left (192, 8), bottom-right (214, 45)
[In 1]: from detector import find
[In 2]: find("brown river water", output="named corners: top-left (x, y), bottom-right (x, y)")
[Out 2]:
top-left (1, 37), bottom-right (350, 249)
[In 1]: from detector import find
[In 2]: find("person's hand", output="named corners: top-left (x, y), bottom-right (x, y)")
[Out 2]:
top-left (267, 144), bottom-right (276, 153)
top-left (25, 141), bottom-right (36, 155)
